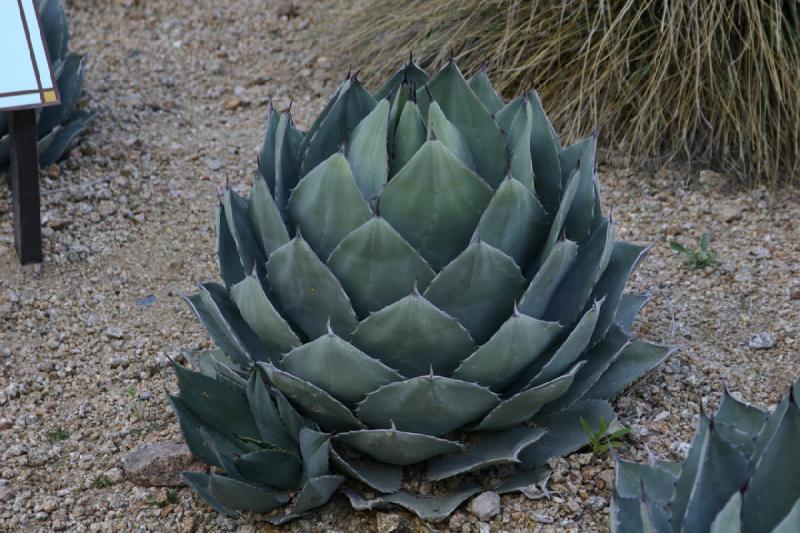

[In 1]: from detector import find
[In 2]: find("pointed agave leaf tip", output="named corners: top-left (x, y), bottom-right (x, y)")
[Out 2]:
top-left (390, 419), bottom-right (398, 431)
top-left (411, 279), bottom-right (421, 297)
top-left (346, 65), bottom-right (352, 79)
top-left (338, 141), bottom-right (347, 154)
top-left (326, 318), bottom-right (335, 337)
top-left (447, 48), bottom-right (455, 63)
top-left (512, 301), bottom-right (521, 317)
top-left (295, 228), bottom-right (305, 241)
top-left (352, 69), bottom-right (362, 82)
top-left (481, 60), bottom-right (489, 73)
top-left (408, 84), bottom-right (417, 103)
top-left (471, 229), bottom-right (481, 244)
top-left (429, 365), bottom-right (435, 379)
top-left (429, 129), bottom-right (438, 142)
top-left (408, 50), bottom-right (413, 64)
top-left (375, 197), bottom-right (382, 218)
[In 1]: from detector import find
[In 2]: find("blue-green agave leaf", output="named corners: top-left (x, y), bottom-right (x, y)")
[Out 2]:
top-left (334, 427), bottom-right (463, 466)
top-left (330, 446), bottom-right (403, 493)
top-left (505, 95), bottom-right (534, 190)
top-left (428, 425), bottom-right (546, 481)
top-left (248, 175), bottom-right (289, 256)
top-left (423, 241), bottom-right (525, 344)
top-left (234, 449), bottom-right (303, 490)
top-left (350, 292), bottom-right (476, 377)
top-left (382, 482), bottom-right (482, 521)
top-left (246, 369), bottom-right (296, 451)
top-left (288, 153), bottom-right (372, 260)
top-left (468, 67), bottom-right (504, 114)
top-left (281, 331), bottom-right (403, 405)
top-left (426, 100), bottom-right (476, 171)
top-left (529, 89), bottom-right (563, 213)
top-left (230, 275), bottom-right (301, 356)
top-left (356, 374), bottom-right (499, 436)
top-left (266, 237), bottom-right (359, 340)
top-left (586, 341), bottom-right (678, 400)
top-left (346, 99), bottom-right (390, 203)
top-left (260, 363), bottom-right (361, 432)
top-left (379, 140), bottom-right (493, 270)
top-left (327, 217), bottom-right (436, 317)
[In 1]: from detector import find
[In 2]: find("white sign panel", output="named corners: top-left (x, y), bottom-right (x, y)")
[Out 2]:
top-left (0, 0), bottom-right (60, 110)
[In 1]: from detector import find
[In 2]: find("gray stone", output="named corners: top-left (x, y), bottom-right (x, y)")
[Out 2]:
top-left (467, 491), bottom-right (501, 521)
top-left (749, 332), bottom-right (775, 350)
top-left (121, 443), bottom-right (207, 487)
top-left (375, 513), bottom-right (404, 533)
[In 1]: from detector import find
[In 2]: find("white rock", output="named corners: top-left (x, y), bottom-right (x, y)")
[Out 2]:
top-left (467, 491), bottom-right (501, 520)
top-left (749, 332), bottom-right (775, 350)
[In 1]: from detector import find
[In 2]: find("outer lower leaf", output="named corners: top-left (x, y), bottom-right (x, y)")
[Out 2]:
top-left (292, 475), bottom-right (345, 514)
top-left (234, 449), bottom-right (303, 490)
top-left (681, 426), bottom-right (749, 533)
top-left (476, 362), bottom-right (584, 431)
top-left (267, 237), bottom-right (358, 340)
top-left (518, 240), bottom-right (578, 318)
top-left (350, 292), bottom-right (476, 377)
top-left (334, 428), bottom-right (463, 466)
top-left (428, 426), bottom-right (547, 481)
top-left (530, 300), bottom-right (602, 386)
top-left (281, 331), bottom-right (403, 405)
top-left (564, 137), bottom-right (597, 244)
top-left (301, 77), bottom-right (377, 175)
top-left (260, 363), bottom-right (361, 432)
top-left (209, 474), bottom-right (290, 513)
top-left (475, 175), bottom-right (548, 269)
top-left (495, 466), bottom-right (551, 496)
top-left (379, 140), bottom-right (493, 270)
top-left (288, 153), bottom-right (372, 260)
top-left (495, 96), bottom-right (521, 136)
top-left (709, 492), bottom-right (742, 533)
top-left (612, 495), bottom-right (644, 533)
top-left (539, 324), bottom-right (630, 414)
top-left (274, 112), bottom-right (304, 222)
top-left (356, 374), bottom-right (499, 436)
top-left (586, 341), bottom-right (678, 400)
top-left (390, 100), bottom-right (426, 175)
top-left (749, 393), bottom-right (790, 469)
top-left (418, 61), bottom-right (506, 187)
top-left (217, 203), bottom-right (246, 288)
top-left (529, 89), bottom-right (563, 213)
top-left (374, 61), bottom-right (430, 100)
top-left (182, 472), bottom-right (238, 516)
top-left (299, 428), bottom-right (330, 480)
top-left (616, 293), bottom-right (650, 332)
top-left (246, 369), bottom-right (296, 451)
top-left (38, 113), bottom-right (93, 167)
top-left (453, 311), bottom-right (562, 391)
top-left (426, 101), bottom-right (476, 171)
top-left (543, 219), bottom-right (616, 326)
top-left (257, 104), bottom-right (280, 190)
top-left (274, 389), bottom-right (315, 443)
top-left (330, 446), bottom-right (403, 493)
top-left (230, 275), bottom-right (301, 355)
top-left (248, 176), bottom-right (289, 256)
top-left (506, 96), bottom-right (534, 189)
top-left (346, 99), bottom-right (390, 203)
top-left (168, 395), bottom-right (247, 467)
top-left (382, 483), bottom-right (482, 521)
top-left (468, 68), bottom-right (504, 114)
top-left (173, 363), bottom-right (260, 440)
top-left (298, 78), bottom-right (345, 159)
top-left (327, 217), bottom-right (435, 317)
top-left (518, 399), bottom-right (616, 467)
top-left (742, 397), bottom-right (800, 533)
top-left (423, 241), bottom-right (525, 344)
top-left (590, 242), bottom-right (650, 344)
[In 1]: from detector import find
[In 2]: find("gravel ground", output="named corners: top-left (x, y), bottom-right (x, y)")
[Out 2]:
top-left (1, 1), bottom-right (798, 531)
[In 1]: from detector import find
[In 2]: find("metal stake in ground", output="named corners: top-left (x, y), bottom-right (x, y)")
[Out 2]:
top-left (0, 0), bottom-right (63, 264)
top-left (10, 109), bottom-right (42, 264)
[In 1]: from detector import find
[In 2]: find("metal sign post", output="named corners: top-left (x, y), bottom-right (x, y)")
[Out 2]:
top-left (1, 0), bottom-right (61, 264)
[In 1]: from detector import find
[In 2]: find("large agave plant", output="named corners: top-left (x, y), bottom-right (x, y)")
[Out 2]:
top-left (170, 58), bottom-right (675, 522)
top-left (0, 0), bottom-right (93, 169)
top-left (613, 380), bottom-right (800, 533)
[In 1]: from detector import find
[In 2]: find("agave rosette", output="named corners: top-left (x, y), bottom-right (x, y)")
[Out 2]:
top-left (613, 381), bottom-right (800, 533)
top-left (169, 58), bottom-right (674, 521)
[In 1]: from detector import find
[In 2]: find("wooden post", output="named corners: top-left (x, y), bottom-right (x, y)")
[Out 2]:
top-left (10, 108), bottom-right (43, 264)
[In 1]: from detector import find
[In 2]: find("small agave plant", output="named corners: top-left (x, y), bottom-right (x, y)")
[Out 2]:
top-left (613, 381), bottom-right (800, 533)
top-left (169, 57), bottom-right (675, 522)
top-left (0, 0), bottom-right (93, 169)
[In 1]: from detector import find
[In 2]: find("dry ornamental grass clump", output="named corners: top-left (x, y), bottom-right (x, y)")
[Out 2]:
top-left (330, 0), bottom-right (800, 186)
